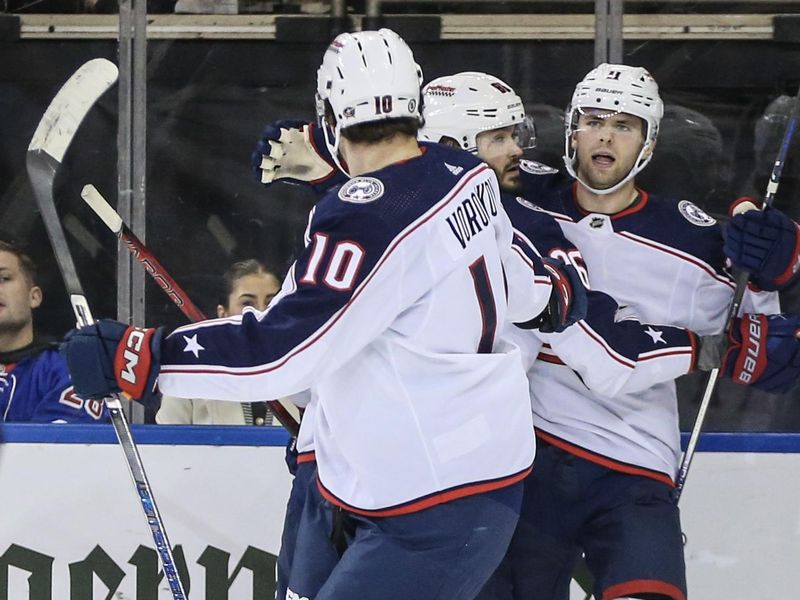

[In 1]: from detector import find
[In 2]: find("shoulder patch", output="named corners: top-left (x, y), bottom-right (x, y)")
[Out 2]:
top-left (338, 177), bottom-right (385, 204)
top-left (678, 200), bottom-right (716, 227)
top-left (519, 159), bottom-right (559, 175)
top-left (515, 196), bottom-right (544, 212)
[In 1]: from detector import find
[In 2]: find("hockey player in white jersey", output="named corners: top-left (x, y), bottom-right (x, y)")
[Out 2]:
top-left (483, 64), bottom-right (794, 600)
top-left (61, 29), bottom-right (588, 600)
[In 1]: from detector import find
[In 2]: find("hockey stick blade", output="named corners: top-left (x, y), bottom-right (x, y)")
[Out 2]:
top-left (26, 60), bottom-right (187, 599)
top-left (81, 183), bottom-right (301, 436)
top-left (675, 86), bottom-right (800, 502)
top-left (28, 58), bottom-right (119, 161)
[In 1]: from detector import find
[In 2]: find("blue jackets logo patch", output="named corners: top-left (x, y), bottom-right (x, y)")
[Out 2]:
top-left (338, 177), bottom-right (385, 204)
top-left (678, 200), bottom-right (716, 227)
top-left (519, 159), bottom-right (559, 175)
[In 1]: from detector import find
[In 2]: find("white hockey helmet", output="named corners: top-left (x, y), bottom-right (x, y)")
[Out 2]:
top-left (564, 63), bottom-right (664, 195)
top-left (316, 29), bottom-right (422, 130)
top-left (419, 71), bottom-right (535, 153)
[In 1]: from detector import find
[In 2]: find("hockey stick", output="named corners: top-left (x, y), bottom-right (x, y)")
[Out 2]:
top-left (675, 87), bottom-right (800, 502)
top-left (80, 183), bottom-right (302, 436)
top-left (26, 59), bottom-right (187, 599)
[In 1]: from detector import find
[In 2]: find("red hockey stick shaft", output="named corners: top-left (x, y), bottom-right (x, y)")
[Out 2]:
top-left (81, 185), bottom-right (300, 436)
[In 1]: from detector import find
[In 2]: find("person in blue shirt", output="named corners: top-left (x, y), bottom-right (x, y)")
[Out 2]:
top-left (0, 240), bottom-right (106, 423)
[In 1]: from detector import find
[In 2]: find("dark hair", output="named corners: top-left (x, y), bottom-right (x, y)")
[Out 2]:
top-left (324, 101), bottom-right (423, 144)
top-left (0, 240), bottom-right (38, 286)
top-left (437, 135), bottom-right (462, 150)
top-left (218, 259), bottom-right (275, 307)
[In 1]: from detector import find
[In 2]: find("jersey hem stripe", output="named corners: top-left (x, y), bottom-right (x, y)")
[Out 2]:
top-left (602, 579), bottom-right (686, 600)
top-left (316, 464), bottom-right (532, 517)
top-left (536, 429), bottom-right (675, 487)
top-left (297, 451), bottom-right (316, 464)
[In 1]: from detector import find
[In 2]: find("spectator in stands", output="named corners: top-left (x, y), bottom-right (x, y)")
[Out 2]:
top-left (0, 240), bottom-right (106, 423)
top-left (156, 258), bottom-right (281, 425)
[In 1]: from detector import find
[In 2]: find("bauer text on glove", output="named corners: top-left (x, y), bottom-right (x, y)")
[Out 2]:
top-left (721, 313), bottom-right (800, 394)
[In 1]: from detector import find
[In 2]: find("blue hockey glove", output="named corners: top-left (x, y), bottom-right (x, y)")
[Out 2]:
top-left (721, 313), bottom-right (800, 393)
top-left (724, 198), bottom-right (800, 290)
top-left (250, 120), bottom-right (345, 193)
top-left (533, 257), bottom-right (588, 333)
top-left (61, 319), bottom-right (163, 409)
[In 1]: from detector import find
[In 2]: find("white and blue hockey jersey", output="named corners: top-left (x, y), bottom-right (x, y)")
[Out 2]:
top-left (158, 144), bottom-right (555, 514)
top-left (1, 341), bottom-right (107, 423)
top-left (515, 162), bottom-right (779, 482)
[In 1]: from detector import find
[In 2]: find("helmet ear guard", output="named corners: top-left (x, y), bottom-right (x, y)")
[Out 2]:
top-left (419, 71), bottom-right (536, 154)
top-left (563, 63), bottom-right (664, 195)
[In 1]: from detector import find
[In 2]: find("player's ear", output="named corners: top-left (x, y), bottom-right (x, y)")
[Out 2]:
top-left (216, 304), bottom-right (226, 318)
top-left (643, 139), bottom-right (657, 159)
top-left (29, 285), bottom-right (42, 309)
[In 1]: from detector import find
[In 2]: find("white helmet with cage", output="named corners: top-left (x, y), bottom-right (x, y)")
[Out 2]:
top-left (419, 71), bottom-right (535, 153)
top-left (563, 63), bottom-right (664, 195)
top-left (315, 28), bottom-right (423, 171)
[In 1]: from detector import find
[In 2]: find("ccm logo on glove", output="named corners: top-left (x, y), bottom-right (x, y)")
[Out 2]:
top-left (114, 326), bottom-right (157, 398)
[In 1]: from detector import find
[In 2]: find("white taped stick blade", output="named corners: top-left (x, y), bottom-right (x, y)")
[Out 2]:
top-left (28, 58), bottom-right (118, 162)
top-left (81, 184), bottom-right (123, 233)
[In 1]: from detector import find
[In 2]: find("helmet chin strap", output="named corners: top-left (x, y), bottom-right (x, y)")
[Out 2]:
top-left (322, 120), bottom-right (350, 178)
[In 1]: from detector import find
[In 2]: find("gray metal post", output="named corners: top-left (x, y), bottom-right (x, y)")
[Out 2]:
top-left (117, 0), bottom-right (148, 423)
top-left (594, 0), bottom-right (623, 65)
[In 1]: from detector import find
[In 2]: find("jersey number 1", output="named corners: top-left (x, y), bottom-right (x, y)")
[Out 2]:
top-left (469, 256), bottom-right (497, 354)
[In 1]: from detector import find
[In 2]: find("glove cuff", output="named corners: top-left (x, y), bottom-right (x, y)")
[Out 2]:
top-left (772, 222), bottom-right (800, 288)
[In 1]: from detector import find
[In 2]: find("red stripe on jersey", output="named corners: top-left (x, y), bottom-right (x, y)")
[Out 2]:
top-left (536, 430), bottom-right (675, 487)
top-left (603, 579), bottom-right (686, 600)
top-left (317, 464), bottom-right (532, 517)
top-left (536, 352), bottom-right (565, 365)
top-left (297, 451), bottom-right (316, 464)
top-left (687, 330), bottom-right (699, 372)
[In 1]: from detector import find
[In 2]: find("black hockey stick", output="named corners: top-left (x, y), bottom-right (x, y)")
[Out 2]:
top-left (675, 87), bottom-right (800, 502)
top-left (26, 59), bottom-right (187, 599)
top-left (80, 183), bottom-right (301, 436)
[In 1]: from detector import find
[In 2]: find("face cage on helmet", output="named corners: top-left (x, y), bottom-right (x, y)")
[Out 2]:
top-left (563, 105), bottom-right (656, 196)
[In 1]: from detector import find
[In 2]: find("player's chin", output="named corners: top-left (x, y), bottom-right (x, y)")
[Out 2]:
top-left (500, 173), bottom-right (521, 193)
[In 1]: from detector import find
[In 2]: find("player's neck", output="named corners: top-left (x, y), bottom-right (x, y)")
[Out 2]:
top-left (0, 325), bottom-right (34, 354)
top-left (575, 180), bottom-right (639, 215)
top-left (340, 135), bottom-right (422, 177)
